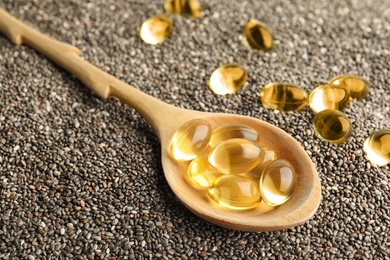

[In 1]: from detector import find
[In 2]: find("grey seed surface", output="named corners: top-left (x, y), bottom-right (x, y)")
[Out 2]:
top-left (0, 0), bottom-right (389, 259)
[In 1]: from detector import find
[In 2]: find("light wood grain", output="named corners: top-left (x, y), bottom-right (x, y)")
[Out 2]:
top-left (0, 7), bottom-right (321, 231)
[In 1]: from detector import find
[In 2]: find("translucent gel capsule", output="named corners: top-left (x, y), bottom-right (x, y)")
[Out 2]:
top-left (329, 75), bottom-right (369, 100)
top-left (164, 0), bottom-right (202, 18)
top-left (241, 19), bottom-right (274, 51)
top-left (140, 15), bottom-right (173, 45)
top-left (170, 119), bottom-right (211, 161)
top-left (261, 147), bottom-right (277, 164)
top-left (209, 175), bottom-right (261, 210)
top-left (313, 109), bottom-right (352, 144)
top-left (208, 138), bottom-right (263, 174)
top-left (257, 147), bottom-right (277, 172)
top-left (260, 82), bottom-right (308, 111)
top-left (309, 84), bottom-right (350, 113)
top-left (187, 155), bottom-right (222, 188)
top-left (259, 159), bottom-right (296, 206)
top-left (239, 172), bottom-right (260, 183)
top-left (246, 147), bottom-right (277, 179)
top-left (363, 130), bottom-right (390, 166)
top-left (209, 64), bottom-right (248, 95)
top-left (209, 124), bottom-right (259, 148)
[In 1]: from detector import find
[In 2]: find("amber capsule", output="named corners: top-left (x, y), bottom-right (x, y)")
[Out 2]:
top-left (246, 147), bottom-right (277, 179)
top-left (257, 147), bottom-right (277, 173)
top-left (309, 84), bottom-right (350, 113)
top-left (363, 130), bottom-right (390, 166)
top-left (313, 109), bottom-right (352, 144)
top-left (329, 75), bottom-right (369, 100)
top-left (259, 159), bottom-right (296, 206)
top-left (170, 119), bottom-right (211, 161)
top-left (164, 0), bottom-right (202, 18)
top-left (242, 19), bottom-right (274, 51)
top-left (209, 64), bottom-right (248, 95)
top-left (187, 155), bottom-right (222, 188)
top-left (208, 138), bottom-right (263, 174)
top-left (239, 171), bottom-right (260, 183)
top-left (260, 82), bottom-right (308, 111)
top-left (209, 124), bottom-right (259, 148)
top-left (261, 147), bottom-right (277, 164)
top-left (140, 15), bottom-right (173, 45)
top-left (209, 175), bottom-right (261, 210)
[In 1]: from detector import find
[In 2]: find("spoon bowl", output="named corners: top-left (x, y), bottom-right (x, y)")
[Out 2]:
top-left (161, 112), bottom-right (320, 231)
top-left (0, 8), bottom-right (321, 231)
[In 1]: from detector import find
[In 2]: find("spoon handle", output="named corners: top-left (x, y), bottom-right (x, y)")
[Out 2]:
top-left (0, 8), bottom-right (193, 139)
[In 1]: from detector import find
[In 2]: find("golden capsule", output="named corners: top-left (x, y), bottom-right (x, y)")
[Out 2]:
top-left (259, 159), bottom-right (296, 206)
top-left (309, 84), bottom-right (350, 113)
top-left (208, 64), bottom-right (248, 95)
top-left (313, 109), bottom-right (352, 144)
top-left (209, 124), bottom-right (259, 148)
top-left (170, 119), bottom-right (211, 161)
top-left (164, 0), bottom-right (202, 18)
top-left (363, 130), bottom-right (390, 166)
top-left (187, 155), bottom-right (222, 188)
top-left (260, 82), bottom-right (308, 111)
top-left (208, 175), bottom-right (261, 210)
top-left (261, 147), bottom-right (277, 164)
top-left (257, 146), bottom-right (277, 172)
top-left (329, 75), bottom-right (369, 100)
top-left (246, 147), bottom-right (277, 179)
top-left (242, 19), bottom-right (274, 51)
top-left (140, 15), bottom-right (173, 45)
top-left (208, 138), bottom-right (263, 174)
top-left (239, 172), bottom-right (260, 183)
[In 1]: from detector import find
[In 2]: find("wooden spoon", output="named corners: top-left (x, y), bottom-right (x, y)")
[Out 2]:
top-left (0, 8), bottom-right (321, 231)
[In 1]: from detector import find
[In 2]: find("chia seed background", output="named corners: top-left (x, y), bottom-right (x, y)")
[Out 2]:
top-left (0, 0), bottom-right (389, 258)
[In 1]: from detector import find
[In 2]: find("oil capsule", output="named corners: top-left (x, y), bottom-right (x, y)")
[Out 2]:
top-left (208, 64), bottom-right (248, 95)
top-left (208, 175), bottom-right (261, 210)
top-left (187, 155), bottom-right (222, 188)
top-left (140, 15), bottom-right (173, 45)
top-left (170, 119), bottom-right (211, 161)
top-left (329, 75), bottom-right (369, 100)
top-left (241, 19), bottom-right (274, 51)
top-left (209, 124), bottom-right (259, 148)
top-left (257, 147), bottom-right (277, 173)
top-left (309, 84), bottom-right (350, 113)
top-left (363, 130), bottom-right (390, 166)
top-left (208, 138), bottom-right (263, 174)
top-left (164, 0), bottom-right (202, 18)
top-left (260, 82), bottom-right (308, 111)
top-left (261, 147), bottom-right (277, 164)
top-left (259, 159), bottom-right (296, 206)
top-left (246, 147), bottom-right (277, 179)
top-left (313, 109), bottom-right (352, 144)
